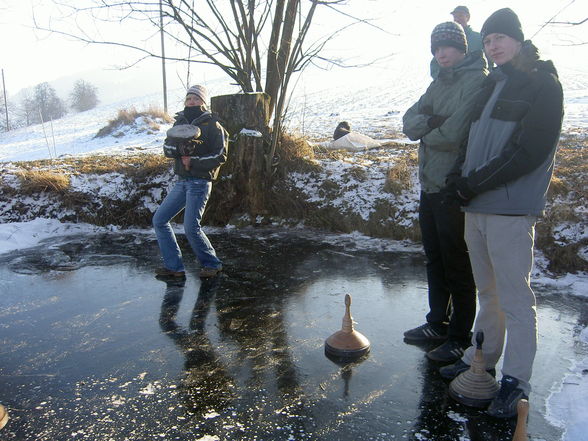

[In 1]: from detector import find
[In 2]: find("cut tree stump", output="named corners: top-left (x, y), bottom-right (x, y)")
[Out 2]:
top-left (208, 92), bottom-right (272, 224)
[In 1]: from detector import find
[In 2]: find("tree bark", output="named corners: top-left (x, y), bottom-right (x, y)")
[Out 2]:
top-left (265, 0), bottom-right (286, 113)
top-left (207, 92), bottom-right (272, 224)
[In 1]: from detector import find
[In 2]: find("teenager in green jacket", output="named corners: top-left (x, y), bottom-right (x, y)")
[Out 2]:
top-left (402, 21), bottom-right (487, 363)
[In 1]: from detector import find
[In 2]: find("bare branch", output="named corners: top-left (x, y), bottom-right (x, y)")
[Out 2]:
top-left (36, 0), bottom-right (397, 173)
top-left (549, 17), bottom-right (587, 25)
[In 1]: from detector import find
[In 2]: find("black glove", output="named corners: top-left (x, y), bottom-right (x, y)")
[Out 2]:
top-left (445, 172), bottom-right (460, 187)
top-left (440, 177), bottom-right (476, 207)
top-left (178, 141), bottom-right (199, 157)
top-left (454, 177), bottom-right (477, 205)
top-left (164, 137), bottom-right (179, 147)
top-left (440, 182), bottom-right (460, 207)
top-left (427, 115), bottom-right (448, 129)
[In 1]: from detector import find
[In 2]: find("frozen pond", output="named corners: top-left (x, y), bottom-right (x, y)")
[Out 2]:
top-left (0, 229), bottom-right (586, 440)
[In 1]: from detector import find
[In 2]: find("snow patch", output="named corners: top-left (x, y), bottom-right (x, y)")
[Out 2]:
top-left (546, 351), bottom-right (588, 440)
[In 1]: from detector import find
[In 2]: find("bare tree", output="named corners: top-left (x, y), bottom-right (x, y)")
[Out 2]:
top-left (19, 83), bottom-right (67, 126)
top-left (36, 0), bottom-right (360, 171)
top-left (18, 90), bottom-right (37, 127)
top-left (0, 94), bottom-right (17, 132)
top-left (70, 79), bottom-right (100, 112)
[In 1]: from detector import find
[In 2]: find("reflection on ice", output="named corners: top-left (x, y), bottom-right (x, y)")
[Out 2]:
top-left (0, 228), bottom-right (586, 440)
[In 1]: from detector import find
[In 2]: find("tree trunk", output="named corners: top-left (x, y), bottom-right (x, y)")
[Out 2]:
top-left (207, 92), bottom-right (272, 224)
top-left (265, 0), bottom-right (286, 114)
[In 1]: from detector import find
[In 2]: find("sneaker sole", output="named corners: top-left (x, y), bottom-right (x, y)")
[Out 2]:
top-left (155, 273), bottom-right (186, 280)
top-left (426, 351), bottom-right (464, 363)
top-left (403, 335), bottom-right (447, 343)
top-left (199, 269), bottom-right (222, 278)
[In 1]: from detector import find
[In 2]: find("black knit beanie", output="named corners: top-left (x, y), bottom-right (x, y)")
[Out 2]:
top-left (481, 8), bottom-right (524, 42)
top-left (431, 22), bottom-right (467, 55)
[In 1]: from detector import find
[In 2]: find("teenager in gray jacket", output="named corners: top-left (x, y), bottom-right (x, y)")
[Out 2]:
top-left (439, 8), bottom-right (564, 418)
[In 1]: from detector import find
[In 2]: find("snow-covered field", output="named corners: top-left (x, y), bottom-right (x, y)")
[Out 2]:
top-left (2, 60), bottom-right (588, 163)
top-left (1, 62), bottom-right (587, 440)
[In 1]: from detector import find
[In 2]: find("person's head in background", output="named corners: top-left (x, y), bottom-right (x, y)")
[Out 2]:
top-left (451, 5), bottom-right (470, 28)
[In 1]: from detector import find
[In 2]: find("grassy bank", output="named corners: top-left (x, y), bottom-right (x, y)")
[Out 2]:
top-left (0, 134), bottom-right (586, 275)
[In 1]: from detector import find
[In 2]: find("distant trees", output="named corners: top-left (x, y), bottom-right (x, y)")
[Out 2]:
top-left (0, 94), bottom-right (16, 132)
top-left (7, 79), bottom-right (99, 129)
top-left (18, 90), bottom-right (37, 127)
top-left (70, 80), bottom-right (99, 112)
top-left (34, 82), bottom-right (67, 123)
top-left (17, 82), bottom-right (67, 126)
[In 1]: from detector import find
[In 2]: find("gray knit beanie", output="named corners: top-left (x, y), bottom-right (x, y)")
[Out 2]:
top-left (186, 85), bottom-right (208, 104)
top-left (431, 22), bottom-right (468, 55)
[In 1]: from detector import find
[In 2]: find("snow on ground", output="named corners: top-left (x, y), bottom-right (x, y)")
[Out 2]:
top-left (288, 148), bottom-right (419, 222)
top-left (0, 93), bottom-right (166, 162)
top-left (0, 77), bottom-right (240, 163)
top-left (546, 328), bottom-right (588, 441)
top-left (2, 62), bottom-right (588, 162)
top-left (0, 219), bottom-right (103, 252)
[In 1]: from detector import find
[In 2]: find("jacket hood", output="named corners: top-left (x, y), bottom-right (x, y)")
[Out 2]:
top-left (535, 60), bottom-right (558, 78)
top-left (495, 58), bottom-right (559, 83)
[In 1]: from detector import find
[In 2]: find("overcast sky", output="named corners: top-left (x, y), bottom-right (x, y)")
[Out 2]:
top-left (1, 0), bottom-right (586, 98)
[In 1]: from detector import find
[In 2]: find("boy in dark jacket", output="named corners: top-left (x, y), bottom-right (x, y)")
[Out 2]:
top-left (153, 85), bottom-right (228, 279)
top-left (439, 9), bottom-right (564, 418)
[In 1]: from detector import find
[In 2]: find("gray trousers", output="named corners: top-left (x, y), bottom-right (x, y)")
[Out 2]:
top-left (461, 212), bottom-right (538, 395)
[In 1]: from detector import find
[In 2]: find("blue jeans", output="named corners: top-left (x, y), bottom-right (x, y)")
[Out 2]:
top-left (153, 178), bottom-right (222, 272)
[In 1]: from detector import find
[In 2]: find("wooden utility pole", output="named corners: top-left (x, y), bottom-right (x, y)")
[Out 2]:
top-left (1, 69), bottom-right (9, 131)
top-left (159, 0), bottom-right (168, 113)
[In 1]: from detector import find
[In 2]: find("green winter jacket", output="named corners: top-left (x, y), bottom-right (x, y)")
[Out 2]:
top-left (403, 52), bottom-right (487, 193)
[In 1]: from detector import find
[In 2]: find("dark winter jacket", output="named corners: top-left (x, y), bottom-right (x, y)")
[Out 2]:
top-left (463, 25), bottom-right (483, 54)
top-left (163, 109), bottom-right (228, 181)
top-left (403, 52), bottom-right (487, 193)
top-left (453, 56), bottom-right (564, 216)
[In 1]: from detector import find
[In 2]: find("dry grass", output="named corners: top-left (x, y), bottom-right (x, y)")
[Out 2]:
top-left (535, 137), bottom-right (588, 274)
top-left (279, 132), bottom-right (314, 161)
top-left (343, 166), bottom-right (368, 182)
top-left (3, 153), bottom-right (174, 227)
top-left (13, 154), bottom-right (171, 180)
top-left (17, 170), bottom-right (71, 194)
top-left (383, 148), bottom-right (418, 195)
top-left (95, 106), bottom-right (173, 138)
top-left (551, 143), bottom-right (588, 201)
top-left (275, 132), bottom-right (320, 174)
